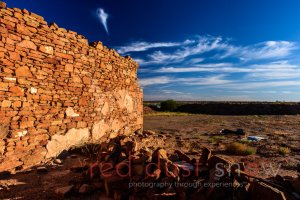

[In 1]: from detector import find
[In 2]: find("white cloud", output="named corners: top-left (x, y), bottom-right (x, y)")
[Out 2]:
top-left (139, 74), bottom-right (232, 87)
top-left (179, 75), bottom-right (233, 85)
top-left (121, 35), bottom-right (300, 101)
top-left (157, 63), bottom-right (233, 73)
top-left (125, 36), bottom-right (296, 66)
top-left (97, 8), bottom-right (109, 35)
top-left (245, 61), bottom-right (300, 80)
top-left (139, 76), bottom-right (172, 87)
top-left (213, 80), bottom-right (300, 90)
top-left (161, 90), bottom-right (184, 94)
top-left (117, 40), bottom-right (195, 54)
top-left (222, 41), bottom-right (296, 61)
top-left (137, 36), bottom-right (228, 65)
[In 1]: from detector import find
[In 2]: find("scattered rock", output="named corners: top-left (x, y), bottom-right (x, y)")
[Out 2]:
top-left (152, 148), bottom-right (168, 162)
top-left (207, 155), bottom-right (231, 169)
top-left (0, 1), bottom-right (7, 8)
top-left (36, 166), bottom-right (48, 173)
top-left (78, 184), bottom-right (93, 194)
top-left (174, 150), bottom-right (191, 163)
top-left (199, 147), bottom-right (212, 165)
top-left (54, 159), bottom-right (62, 164)
top-left (143, 130), bottom-right (156, 135)
top-left (291, 176), bottom-right (300, 194)
top-left (54, 185), bottom-right (74, 197)
top-left (250, 181), bottom-right (287, 200)
top-left (70, 154), bottom-right (77, 158)
top-left (125, 139), bottom-right (138, 155)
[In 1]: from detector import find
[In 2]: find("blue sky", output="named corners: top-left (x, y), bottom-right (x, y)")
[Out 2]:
top-left (7, 0), bottom-right (300, 101)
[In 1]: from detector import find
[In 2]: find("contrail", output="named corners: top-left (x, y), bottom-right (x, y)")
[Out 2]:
top-left (96, 8), bottom-right (109, 35)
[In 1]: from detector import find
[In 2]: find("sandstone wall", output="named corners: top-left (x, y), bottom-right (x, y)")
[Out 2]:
top-left (0, 2), bottom-right (143, 172)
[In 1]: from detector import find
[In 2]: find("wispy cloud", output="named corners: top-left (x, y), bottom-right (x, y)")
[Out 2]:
top-left (157, 63), bottom-right (233, 73)
top-left (139, 74), bottom-right (232, 87)
top-left (222, 41), bottom-right (296, 60)
top-left (96, 8), bottom-right (109, 35)
top-left (139, 76), bottom-right (172, 87)
top-left (117, 40), bottom-right (195, 54)
top-left (155, 60), bottom-right (300, 76)
top-left (134, 36), bottom-right (228, 65)
top-left (120, 35), bottom-right (299, 101)
top-left (181, 75), bottom-right (233, 85)
top-left (216, 80), bottom-right (300, 90)
top-left (245, 61), bottom-right (300, 80)
top-left (121, 36), bottom-right (297, 66)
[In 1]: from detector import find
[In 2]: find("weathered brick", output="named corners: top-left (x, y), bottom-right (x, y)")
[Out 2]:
top-left (13, 101), bottom-right (22, 108)
top-left (0, 82), bottom-right (9, 91)
top-left (65, 63), bottom-right (73, 72)
top-left (8, 52), bottom-right (20, 61)
top-left (83, 77), bottom-right (91, 85)
top-left (20, 121), bottom-right (34, 129)
top-left (2, 100), bottom-right (12, 108)
top-left (17, 40), bottom-right (37, 50)
top-left (39, 46), bottom-right (54, 55)
top-left (9, 86), bottom-right (24, 96)
top-left (15, 66), bottom-right (33, 77)
top-left (55, 52), bottom-right (73, 60)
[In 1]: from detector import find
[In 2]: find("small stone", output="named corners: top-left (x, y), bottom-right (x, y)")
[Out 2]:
top-left (199, 147), bottom-right (212, 165)
top-left (143, 130), bottom-right (156, 135)
top-left (54, 159), bottom-right (62, 164)
top-left (132, 164), bottom-right (145, 176)
top-left (16, 130), bottom-right (28, 137)
top-left (70, 154), bottom-right (77, 158)
top-left (250, 181), bottom-right (286, 200)
top-left (145, 168), bottom-right (161, 181)
top-left (78, 184), bottom-right (92, 194)
top-left (125, 140), bottom-right (138, 155)
top-left (65, 107), bottom-right (79, 117)
top-left (291, 176), bottom-right (300, 194)
top-left (30, 87), bottom-right (37, 94)
top-left (36, 166), bottom-right (48, 173)
top-left (152, 148), bottom-right (168, 162)
top-left (55, 185), bottom-right (74, 197)
top-left (207, 155), bottom-right (231, 169)
top-left (175, 150), bottom-right (191, 163)
top-left (39, 46), bottom-right (54, 54)
top-left (0, 1), bottom-right (7, 8)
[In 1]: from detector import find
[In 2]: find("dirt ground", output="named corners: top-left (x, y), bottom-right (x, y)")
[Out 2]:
top-left (144, 114), bottom-right (300, 178)
top-left (0, 114), bottom-right (300, 199)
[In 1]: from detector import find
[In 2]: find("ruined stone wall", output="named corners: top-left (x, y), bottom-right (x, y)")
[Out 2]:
top-left (0, 2), bottom-right (143, 172)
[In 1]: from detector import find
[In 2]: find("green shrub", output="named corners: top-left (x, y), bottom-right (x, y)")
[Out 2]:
top-left (278, 147), bottom-right (290, 155)
top-left (225, 142), bottom-right (256, 155)
top-left (160, 100), bottom-right (178, 111)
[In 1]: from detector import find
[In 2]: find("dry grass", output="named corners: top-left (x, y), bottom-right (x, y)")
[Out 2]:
top-left (278, 147), bottom-right (291, 155)
top-left (208, 135), bottom-right (225, 143)
top-left (225, 142), bottom-right (256, 155)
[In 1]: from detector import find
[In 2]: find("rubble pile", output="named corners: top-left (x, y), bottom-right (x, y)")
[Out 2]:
top-left (54, 132), bottom-right (300, 200)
